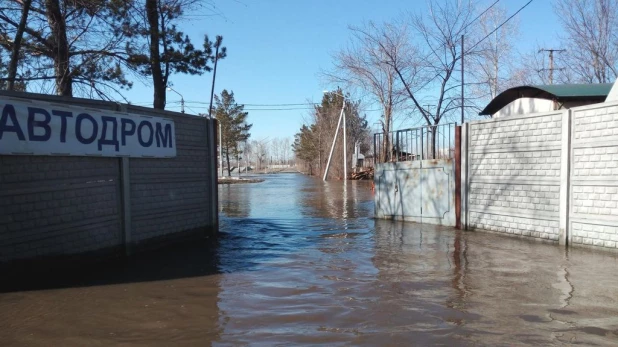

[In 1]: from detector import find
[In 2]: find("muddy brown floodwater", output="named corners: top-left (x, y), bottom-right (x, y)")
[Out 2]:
top-left (2, 173), bottom-right (618, 346)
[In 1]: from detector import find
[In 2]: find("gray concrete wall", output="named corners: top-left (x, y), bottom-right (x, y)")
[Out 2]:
top-left (0, 91), bottom-right (218, 263)
top-left (0, 156), bottom-right (122, 262)
top-left (375, 159), bottom-right (456, 226)
top-left (129, 113), bottom-right (217, 245)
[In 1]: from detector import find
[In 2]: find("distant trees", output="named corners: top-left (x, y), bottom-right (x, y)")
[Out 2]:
top-left (214, 90), bottom-right (252, 176)
top-left (293, 89), bottom-right (369, 179)
top-left (251, 139), bottom-right (269, 170)
top-left (292, 125), bottom-right (319, 175)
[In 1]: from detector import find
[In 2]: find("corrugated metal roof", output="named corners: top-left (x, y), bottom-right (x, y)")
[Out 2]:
top-left (479, 83), bottom-right (614, 115)
top-left (531, 83), bottom-right (613, 97)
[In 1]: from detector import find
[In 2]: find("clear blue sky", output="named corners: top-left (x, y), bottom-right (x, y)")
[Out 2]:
top-left (123, 0), bottom-right (559, 141)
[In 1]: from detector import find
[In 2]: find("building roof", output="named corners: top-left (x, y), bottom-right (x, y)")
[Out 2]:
top-left (479, 83), bottom-right (614, 115)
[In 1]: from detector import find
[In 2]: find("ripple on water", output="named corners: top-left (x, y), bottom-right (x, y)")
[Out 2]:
top-left (2, 174), bottom-right (618, 346)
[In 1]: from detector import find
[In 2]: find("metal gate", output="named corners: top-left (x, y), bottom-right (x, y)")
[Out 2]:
top-left (374, 123), bottom-right (457, 226)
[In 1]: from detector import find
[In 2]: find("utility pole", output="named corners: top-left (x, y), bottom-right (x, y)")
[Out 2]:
top-left (219, 122), bottom-right (223, 177)
top-left (539, 48), bottom-right (566, 84)
top-left (208, 36), bottom-right (225, 118)
top-left (323, 97), bottom-right (346, 181)
top-left (493, 27), bottom-right (499, 99)
top-left (166, 87), bottom-right (184, 113)
top-left (461, 34), bottom-right (464, 125)
top-left (342, 99), bottom-right (347, 180)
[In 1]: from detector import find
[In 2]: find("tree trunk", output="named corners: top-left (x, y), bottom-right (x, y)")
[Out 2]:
top-left (225, 150), bottom-right (231, 176)
top-left (45, 0), bottom-right (72, 96)
top-left (146, 0), bottom-right (165, 109)
top-left (382, 105), bottom-right (392, 163)
top-left (431, 125), bottom-right (437, 159)
top-left (7, 0), bottom-right (32, 91)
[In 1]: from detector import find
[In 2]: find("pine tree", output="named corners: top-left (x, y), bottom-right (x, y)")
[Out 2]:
top-left (214, 90), bottom-right (252, 176)
top-left (128, 0), bottom-right (226, 109)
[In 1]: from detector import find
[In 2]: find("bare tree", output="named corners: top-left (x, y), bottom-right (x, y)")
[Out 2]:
top-left (326, 21), bottom-right (408, 162)
top-left (270, 138), bottom-right (281, 165)
top-left (255, 140), bottom-right (269, 171)
top-left (281, 137), bottom-right (291, 165)
top-left (378, 1), bottom-right (478, 157)
top-left (468, 4), bottom-right (520, 105)
top-left (509, 43), bottom-right (562, 86)
top-left (554, 0), bottom-right (618, 83)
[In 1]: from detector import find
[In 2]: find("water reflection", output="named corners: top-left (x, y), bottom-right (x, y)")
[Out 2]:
top-left (1, 173), bottom-right (618, 345)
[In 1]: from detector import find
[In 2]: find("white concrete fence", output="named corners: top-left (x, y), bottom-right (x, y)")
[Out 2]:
top-left (376, 100), bottom-right (618, 251)
top-left (462, 101), bottom-right (618, 251)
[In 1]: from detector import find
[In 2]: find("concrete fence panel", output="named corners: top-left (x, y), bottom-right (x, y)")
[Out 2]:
top-left (0, 91), bottom-right (218, 263)
top-left (569, 102), bottom-right (618, 249)
top-left (0, 156), bottom-right (122, 262)
top-left (129, 112), bottom-right (216, 246)
top-left (466, 111), bottom-right (565, 242)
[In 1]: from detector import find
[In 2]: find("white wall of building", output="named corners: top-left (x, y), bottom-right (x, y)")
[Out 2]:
top-left (492, 98), bottom-right (603, 118)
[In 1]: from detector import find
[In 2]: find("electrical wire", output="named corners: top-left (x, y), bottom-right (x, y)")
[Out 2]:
top-left (466, 0), bottom-right (534, 54)
top-left (414, 0), bottom-right (533, 93)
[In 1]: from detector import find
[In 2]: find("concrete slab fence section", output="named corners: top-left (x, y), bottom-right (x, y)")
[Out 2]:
top-left (464, 110), bottom-right (565, 243)
top-left (569, 102), bottom-right (618, 249)
top-left (375, 99), bottom-right (618, 251)
top-left (461, 101), bottom-right (618, 251)
top-left (0, 91), bottom-right (219, 263)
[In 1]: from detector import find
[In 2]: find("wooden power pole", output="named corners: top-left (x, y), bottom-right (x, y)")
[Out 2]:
top-left (539, 48), bottom-right (566, 84)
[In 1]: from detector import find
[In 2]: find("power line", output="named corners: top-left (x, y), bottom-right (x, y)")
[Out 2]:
top-left (131, 100), bottom-right (319, 107)
top-left (173, 100), bottom-right (318, 106)
top-left (245, 103), bottom-right (318, 107)
top-left (415, 0), bottom-right (532, 95)
top-left (406, 0), bottom-right (503, 95)
top-left (466, 0), bottom-right (534, 54)
top-left (165, 104), bottom-right (381, 112)
top-left (463, 0), bottom-right (501, 34)
top-left (417, 0), bottom-right (501, 67)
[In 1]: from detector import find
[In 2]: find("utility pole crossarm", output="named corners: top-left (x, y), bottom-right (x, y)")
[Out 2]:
top-left (539, 48), bottom-right (566, 85)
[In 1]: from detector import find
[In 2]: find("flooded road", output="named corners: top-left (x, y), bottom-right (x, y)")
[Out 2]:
top-left (2, 173), bottom-right (618, 345)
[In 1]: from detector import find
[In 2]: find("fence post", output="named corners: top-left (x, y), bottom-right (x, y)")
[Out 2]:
top-left (120, 157), bottom-right (132, 255)
top-left (209, 118), bottom-right (220, 235)
top-left (460, 122), bottom-right (469, 230)
top-left (396, 131), bottom-right (400, 162)
top-left (455, 126), bottom-right (461, 229)
top-left (116, 103), bottom-right (132, 256)
top-left (559, 110), bottom-right (571, 247)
